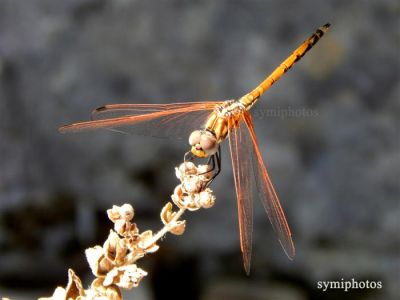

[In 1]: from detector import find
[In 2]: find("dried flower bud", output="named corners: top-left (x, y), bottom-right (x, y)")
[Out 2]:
top-left (114, 219), bottom-right (135, 236)
top-left (119, 204), bottom-right (134, 221)
top-left (107, 204), bottom-right (134, 224)
top-left (183, 193), bottom-right (202, 211)
top-left (199, 189), bottom-right (216, 208)
top-left (86, 246), bottom-right (108, 276)
top-left (107, 205), bottom-right (122, 223)
top-left (171, 185), bottom-right (184, 208)
top-left (161, 202), bottom-right (176, 225)
top-left (178, 162), bottom-right (197, 177)
top-left (118, 264), bottom-right (147, 289)
top-left (126, 234), bottom-right (140, 251)
top-left (138, 230), bottom-right (159, 253)
top-left (182, 175), bottom-right (202, 193)
top-left (65, 269), bottom-right (85, 299)
top-left (170, 220), bottom-right (186, 235)
top-left (172, 182), bottom-right (216, 211)
top-left (104, 231), bottom-right (119, 257)
top-left (103, 264), bottom-right (147, 290)
top-left (172, 185), bottom-right (196, 210)
top-left (104, 231), bottom-right (128, 264)
top-left (99, 257), bottom-right (115, 275)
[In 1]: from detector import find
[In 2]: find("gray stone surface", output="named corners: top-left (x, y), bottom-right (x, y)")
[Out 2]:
top-left (0, 0), bottom-right (399, 299)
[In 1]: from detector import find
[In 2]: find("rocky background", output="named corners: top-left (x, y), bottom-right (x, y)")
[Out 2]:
top-left (0, 0), bottom-right (399, 299)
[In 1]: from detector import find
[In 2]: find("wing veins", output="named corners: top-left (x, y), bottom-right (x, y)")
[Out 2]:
top-left (228, 117), bottom-right (254, 274)
top-left (243, 112), bottom-right (295, 259)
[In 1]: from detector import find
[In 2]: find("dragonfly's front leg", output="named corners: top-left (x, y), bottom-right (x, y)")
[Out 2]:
top-left (184, 150), bottom-right (196, 162)
top-left (183, 147), bottom-right (221, 186)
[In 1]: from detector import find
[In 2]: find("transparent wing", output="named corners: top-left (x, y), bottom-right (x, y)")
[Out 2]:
top-left (228, 117), bottom-right (254, 275)
top-left (243, 112), bottom-right (295, 259)
top-left (59, 101), bottom-right (222, 139)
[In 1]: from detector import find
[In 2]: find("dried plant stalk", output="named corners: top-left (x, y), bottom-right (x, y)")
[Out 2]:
top-left (39, 162), bottom-right (215, 300)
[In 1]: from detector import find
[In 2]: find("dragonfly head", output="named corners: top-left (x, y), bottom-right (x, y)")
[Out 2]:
top-left (189, 130), bottom-right (218, 158)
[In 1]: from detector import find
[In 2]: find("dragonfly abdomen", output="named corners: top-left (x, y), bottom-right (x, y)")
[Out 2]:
top-left (239, 23), bottom-right (331, 109)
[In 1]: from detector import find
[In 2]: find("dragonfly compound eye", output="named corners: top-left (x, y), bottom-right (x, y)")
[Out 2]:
top-left (200, 131), bottom-right (218, 155)
top-left (188, 130), bottom-right (202, 146)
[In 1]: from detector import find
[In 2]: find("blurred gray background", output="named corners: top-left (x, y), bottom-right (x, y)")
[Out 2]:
top-left (0, 0), bottom-right (399, 299)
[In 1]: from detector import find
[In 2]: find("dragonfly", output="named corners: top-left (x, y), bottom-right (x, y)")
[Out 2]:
top-left (60, 23), bottom-right (330, 274)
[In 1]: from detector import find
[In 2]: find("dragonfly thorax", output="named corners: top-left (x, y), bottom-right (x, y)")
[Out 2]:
top-left (216, 100), bottom-right (246, 118)
top-left (188, 130), bottom-right (219, 158)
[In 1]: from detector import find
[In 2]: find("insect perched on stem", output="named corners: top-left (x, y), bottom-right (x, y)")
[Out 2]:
top-left (60, 23), bottom-right (331, 274)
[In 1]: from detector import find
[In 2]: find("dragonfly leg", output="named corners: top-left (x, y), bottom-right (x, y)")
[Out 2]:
top-left (204, 146), bottom-right (222, 186)
top-left (184, 151), bottom-right (195, 162)
top-left (214, 146), bottom-right (222, 178)
top-left (184, 147), bottom-right (221, 186)
top-left (208, 152), bottom-right (216, 171)
top-left (199, 154), bottom-right (215, 175)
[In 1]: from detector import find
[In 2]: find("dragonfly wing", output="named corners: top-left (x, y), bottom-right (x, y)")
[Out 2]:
top-left (91, 102), bottom-right (217, 118)
top-left (243, 112), bottom-right (295, 259)
top-left (59, 101), bottom-right (222, 139)
top-left (228, 117), bottom-right (254, 275)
